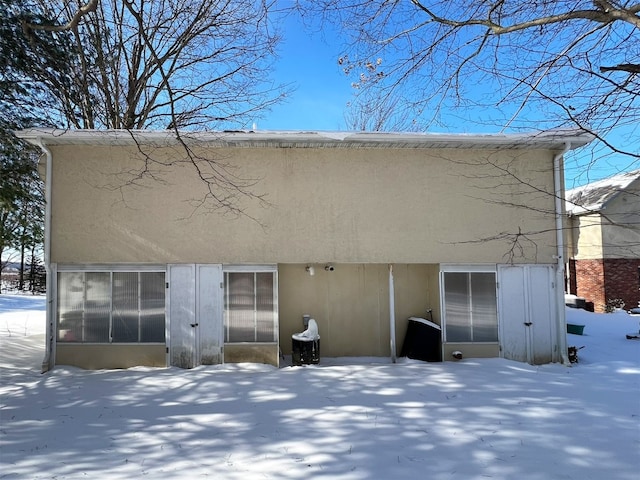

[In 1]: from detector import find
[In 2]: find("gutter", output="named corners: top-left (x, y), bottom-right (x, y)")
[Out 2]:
top-left (553, 143), bottom-right (571, 366)
top-left (35, 138), bottom-right (55, 373)
top-left (15, 128), bottom-right (596, 150)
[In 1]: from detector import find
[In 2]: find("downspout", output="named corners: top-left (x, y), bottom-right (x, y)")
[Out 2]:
top-left (553, 143), bottom-right (571, 366)
top-left (389, 264), bottom-right (396, 363)
top-left (35, 138), bottom-right (54, 373)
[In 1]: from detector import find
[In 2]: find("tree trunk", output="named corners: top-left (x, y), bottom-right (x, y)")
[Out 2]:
top-left (29, 245), bottom-right (36, 293)
top-left (19, 240), bottom-right (25, 291)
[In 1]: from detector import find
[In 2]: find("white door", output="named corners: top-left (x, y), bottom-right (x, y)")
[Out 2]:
top-left (168, 264), bottom-right (223, 368)
top-left (168, 264), bottom-right (197, 368)
top-left (498, 265), bottom-right (557, 364)
top-left (527, 265), bottom-right (556, 364)
top-left (197, 264), bottom-right (223, 365)
top-left (498, 265), bottom-right (528, 363)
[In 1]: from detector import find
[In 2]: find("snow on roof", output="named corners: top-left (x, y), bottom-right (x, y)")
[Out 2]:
top-left (565, 169), bottom-right (640, 215)
top-left (15, 128), bottom-right (594, 151)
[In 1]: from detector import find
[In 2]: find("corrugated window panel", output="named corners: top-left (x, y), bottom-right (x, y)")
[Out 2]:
top-left (112, 272), bottom-right (139, 342)
top-left (471, 273), bottom-right (498, 342)
top-left (443, 272), bottom-right (472, 342)
top-left (255, 272), bottom-right (275, 342)
top-left (83, 272), bottom-right (111, 342)
top-left (226, 272), bottom-right (256, 342)
top-left (140, 272), bottom-right (166, 343)
top-left (57, 272), bottom-right (84, 342)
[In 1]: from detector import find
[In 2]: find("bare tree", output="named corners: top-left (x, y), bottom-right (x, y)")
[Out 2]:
top-left (300, 0), bottom-right (639, 175)
top-left (293, 0), bottom-right (640, 302)
top-left (19, 0), bottom-right (287, 130)
top-left (344, 86), bottom-right (422, 132)
top-left (11, 0), bottom-right (291, 214)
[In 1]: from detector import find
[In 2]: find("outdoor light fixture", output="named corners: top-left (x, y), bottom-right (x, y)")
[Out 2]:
top-left (325, 264), bottom-right (335, 272)
top-left (305, 265), bottom-right (315, 276)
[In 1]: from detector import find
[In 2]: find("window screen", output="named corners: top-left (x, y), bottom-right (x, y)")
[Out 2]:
top-left (140, 272), bottom-right (166, 342)
top-left (224, 271), bottom-right (277, 343)
top-left (112, 272), bottom-right (139, 342)
top-left (443, 271), bottom-right (497, 343)
top-left (57, 272), bottom-right (84, 342)
top-left (83, 272), bottom-right (110, 342)
top-left (57, 270), bottom-right (166, 343)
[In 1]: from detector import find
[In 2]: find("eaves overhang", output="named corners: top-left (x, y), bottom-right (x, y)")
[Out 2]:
top-left (15, 128), bottom-right (595, 151)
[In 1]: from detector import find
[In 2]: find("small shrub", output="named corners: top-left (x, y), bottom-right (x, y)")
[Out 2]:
top-left (605, 298), bottom-right (625, 313)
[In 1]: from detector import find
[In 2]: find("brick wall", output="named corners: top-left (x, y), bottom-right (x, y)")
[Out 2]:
top-left (574, 259), bottom-right (606, 312)
top-left (604, 258), bottom-right (640, 311)
top-left (567, 259), bottom-right (577, 295)
top-left (573, 258), bottom-right (640, 312)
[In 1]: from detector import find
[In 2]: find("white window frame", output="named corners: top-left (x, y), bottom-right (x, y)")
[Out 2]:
top-left (56, 264), bottom-right (166, 344)
top-left (440, 264), bottom-right (498, 344)
top-left (223, 265), bottom-right (278, 344)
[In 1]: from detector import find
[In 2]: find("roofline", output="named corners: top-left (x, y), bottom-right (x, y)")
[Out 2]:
top-left (565, 170), bottom-right (640, 216)
top-left (14, 128), bottom-right (595, 150)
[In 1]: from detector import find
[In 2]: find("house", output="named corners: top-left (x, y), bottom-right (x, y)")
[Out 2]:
top-left (16, 128), bottom-right (594, 371)
top-left (566, 170), bottom-right (640, 312)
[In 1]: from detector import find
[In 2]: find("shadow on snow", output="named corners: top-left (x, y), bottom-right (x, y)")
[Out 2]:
top-left (1, 356), bottom-right (638, 480)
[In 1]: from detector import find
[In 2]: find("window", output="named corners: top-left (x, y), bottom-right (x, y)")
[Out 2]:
top-left (442, 270), bottom-right (498, 343)
top-left (224, 270), bottom-right (277, 343)
top-left (57, 270), bottom-right (165, 343)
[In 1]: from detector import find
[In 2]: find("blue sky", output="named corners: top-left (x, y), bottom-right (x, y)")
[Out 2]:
top-left (258, 6), bottom-right (637, 187)
top-left (259, 11), bottom-right (352, 131)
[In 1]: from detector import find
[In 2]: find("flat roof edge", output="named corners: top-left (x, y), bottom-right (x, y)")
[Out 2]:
top-left (14, 128), bottom-right (595, 150)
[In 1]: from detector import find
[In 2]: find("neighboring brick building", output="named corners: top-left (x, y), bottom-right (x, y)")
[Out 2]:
top-left (566, 170), bottom-right (640, 312)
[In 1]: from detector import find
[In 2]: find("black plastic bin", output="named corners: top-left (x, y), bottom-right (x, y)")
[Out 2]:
top-left (292, 335), bottom-right (320, 365)
top-left (400, 316), bottom-right (442, 362)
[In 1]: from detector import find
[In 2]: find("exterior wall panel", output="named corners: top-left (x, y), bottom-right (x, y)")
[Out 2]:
top-left (278, 263), bottom-right (439, 358)
top-left (56, 344), bottom-right (166, 369)
top-left (569, 215), bottom-right (604, 260)
top-left (601, 184), bottom-right (640, 259)
top-left (48, 145), bottom-right (559, 266)
top-left (223, 343), bottom-right (279, 366)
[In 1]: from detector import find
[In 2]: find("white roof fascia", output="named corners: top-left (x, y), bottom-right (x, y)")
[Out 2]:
top-left (15, 128), bottom-right (595, 151)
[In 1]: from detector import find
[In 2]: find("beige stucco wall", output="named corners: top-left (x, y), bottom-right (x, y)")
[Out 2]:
top-left (442, 343), bottom-right (500, 360)
top-left (568, 214), bottom-right (604, 260)
top-left (56, 344), bottom-right (166, 369)
top-left (224, 344), bottom-right (280, 366)
top-left (601, 182), bottom-right (640, 258)
top-left (568, 179), bottom-right (640, 260)
top-left (47, 145), bottom-right (559, 265)
top-left (278, 263), bottom-right (440, 358)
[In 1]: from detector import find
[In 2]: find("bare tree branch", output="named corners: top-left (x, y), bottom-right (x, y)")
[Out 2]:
top-left (300, 0), bottom-right (638, 166)
top-left (10, 0), bottom-right (290, 215)
top-left (600, 63), bottom-right (640, 73)
top-left (410, 0), bottom-right (640, 32)
top-left (21, 0), bottom-right (98, 35)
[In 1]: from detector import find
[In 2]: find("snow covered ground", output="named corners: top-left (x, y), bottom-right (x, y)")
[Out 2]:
top-left (1, 294), bottom-right (638, 479)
